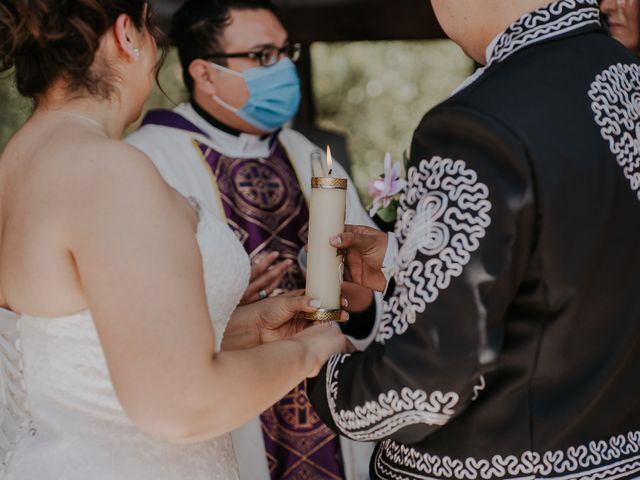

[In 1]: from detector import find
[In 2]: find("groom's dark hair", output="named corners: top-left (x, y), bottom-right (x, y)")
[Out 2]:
top-left (171, 0), bottom-right (280, 93)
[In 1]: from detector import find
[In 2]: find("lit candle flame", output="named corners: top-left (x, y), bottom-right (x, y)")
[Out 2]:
top-left (326, 145), bottom-right (333, 176)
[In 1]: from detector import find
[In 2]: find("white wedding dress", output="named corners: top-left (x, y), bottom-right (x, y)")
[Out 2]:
top-left (0, 197), bottom-right (250, 479)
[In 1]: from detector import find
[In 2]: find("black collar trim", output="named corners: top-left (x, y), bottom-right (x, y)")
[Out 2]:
top-left (190, 98), bottom-right (244, 137)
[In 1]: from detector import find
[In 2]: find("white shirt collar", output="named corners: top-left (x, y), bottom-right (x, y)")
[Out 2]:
top-left (174, 103), bottom-right (275, 159)
top-left (484, 31), bottom-right (501, 65)
top-left (451, 35), bottom-right (500, 96)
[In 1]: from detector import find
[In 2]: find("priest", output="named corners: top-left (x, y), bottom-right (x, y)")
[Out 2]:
top-left (307, 1), bottom-right (640, 479)
top-left (126, 1), bottom-right (379, 479)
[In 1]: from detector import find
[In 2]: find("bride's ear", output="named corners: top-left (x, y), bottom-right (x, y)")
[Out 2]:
top-left (113, 13), bottom-right (142, 62)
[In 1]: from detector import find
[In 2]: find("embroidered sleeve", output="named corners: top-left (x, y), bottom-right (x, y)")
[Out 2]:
top-left (308, 107), bottom-right (535, 444)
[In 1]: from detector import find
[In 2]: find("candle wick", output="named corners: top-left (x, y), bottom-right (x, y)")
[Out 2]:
top-left (328, 169), bottom-right (333, 176)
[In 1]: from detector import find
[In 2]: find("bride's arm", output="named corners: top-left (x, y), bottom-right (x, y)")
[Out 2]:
top-left (67, 143), bottom-right (347, 443)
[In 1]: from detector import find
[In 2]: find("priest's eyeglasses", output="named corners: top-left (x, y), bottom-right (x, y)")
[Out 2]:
top-left (208, 43), bottom-right (301, 67)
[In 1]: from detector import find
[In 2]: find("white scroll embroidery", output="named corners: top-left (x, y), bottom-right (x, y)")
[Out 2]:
top-left (377, 157), bottom-right (491, 343)
top-left (471, 376), bottom-right (486, 402)
top-left (325, 354), bottom-right (460, 442)
top-left (375, 432), bottom-right (640, 480)
top-left (491, 0), bottom-right (600, 64)
top-left (589, 63), bottom-right (640, 201)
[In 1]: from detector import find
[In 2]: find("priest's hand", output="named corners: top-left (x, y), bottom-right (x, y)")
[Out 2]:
top-left (331, 225), bottom-right (388, 292)
top-left (240, 251), bottom-right (292, 305)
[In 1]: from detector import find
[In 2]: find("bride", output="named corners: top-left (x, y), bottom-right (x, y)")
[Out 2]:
top-left (0, 1), bottom-right (349, 478)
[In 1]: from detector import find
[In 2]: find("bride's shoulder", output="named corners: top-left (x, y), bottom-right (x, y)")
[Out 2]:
top-left (49, 137), bottom-right (178, 225)
top-left (59, 136), bottom-right (168, 193)
top-left (4, 128), bottom-right (170, 208)
top-left (72, 135), bottom-right (160, 172)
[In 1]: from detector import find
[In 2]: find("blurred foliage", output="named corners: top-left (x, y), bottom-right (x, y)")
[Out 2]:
top-left (312, 40), bottom-right (473, 197)
top-left (0, 74), bottom-right (31, 149)
top-left (0, 50), bottom-right (187, 148)
top-left (1, 41), bottom-right (473, 198)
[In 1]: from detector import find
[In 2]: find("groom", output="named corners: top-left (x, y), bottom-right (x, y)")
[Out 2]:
top-left (309, 1), bottom-right (640, 479)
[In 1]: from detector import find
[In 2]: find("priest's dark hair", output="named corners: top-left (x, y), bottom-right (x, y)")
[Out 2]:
top-left (0, 0), bottom-right (165, 101)
top-left (171, 0), bottom-right (279, 93)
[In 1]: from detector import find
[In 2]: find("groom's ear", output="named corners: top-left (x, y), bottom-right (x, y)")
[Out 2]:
top-left (189, 59), bottom-right (218, 96)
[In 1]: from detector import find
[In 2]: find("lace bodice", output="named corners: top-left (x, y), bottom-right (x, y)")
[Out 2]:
top-left (0, 198), bottom-right (250, 479)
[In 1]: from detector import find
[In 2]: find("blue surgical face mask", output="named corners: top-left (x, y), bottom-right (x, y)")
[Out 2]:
top-left (210, 58), bottom-right (302, 132)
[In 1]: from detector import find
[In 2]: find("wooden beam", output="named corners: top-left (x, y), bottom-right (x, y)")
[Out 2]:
top-left (149, 0), bottom-right (445, 42)
top-left (277, 1), bottom-right (444, 42)
top-left (296, 44), bottom-right (316, 125)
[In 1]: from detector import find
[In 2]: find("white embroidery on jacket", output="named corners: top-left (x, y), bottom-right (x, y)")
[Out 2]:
top-left (471, 376), bottom-right (486, 402)
top-left (589, 63), bottom-right (640, 200)
top-left (491, 0), bottom-right (600, 64)
top-left (377, 157), bottom-right (491, 343)
top-left (325, 354), bottom-right (460, 442)
top-left (374, 432), bottom-right (640, 480)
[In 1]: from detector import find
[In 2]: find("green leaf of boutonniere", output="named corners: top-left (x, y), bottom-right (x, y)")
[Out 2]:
top-left (376, 199), bottom-right (399, 223)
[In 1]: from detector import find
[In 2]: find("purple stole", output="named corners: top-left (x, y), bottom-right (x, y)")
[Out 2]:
top-left (142, 110), bottom-right (345, 480)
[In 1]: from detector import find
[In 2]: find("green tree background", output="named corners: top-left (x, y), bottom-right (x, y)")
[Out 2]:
top-left (0, 41), bottom-right (472, 199)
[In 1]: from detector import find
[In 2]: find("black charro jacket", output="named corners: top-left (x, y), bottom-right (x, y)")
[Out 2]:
top-left (309, 1), bottom-right (640, 479)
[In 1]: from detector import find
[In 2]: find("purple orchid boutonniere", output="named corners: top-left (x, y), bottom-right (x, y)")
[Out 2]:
top-left (368, 152), bottom-right (407, 223)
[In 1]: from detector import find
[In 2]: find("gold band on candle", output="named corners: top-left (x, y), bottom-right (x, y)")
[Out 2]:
top-left (305, 309), bottom-right (343, 321)
top-left (311, 177), bottom-right (348, 190)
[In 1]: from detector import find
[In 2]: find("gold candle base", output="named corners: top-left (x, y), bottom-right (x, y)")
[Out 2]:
top-left (306, 308), bottom-right (343, 321)
top-left (311, 177), bottom-right (348, 190)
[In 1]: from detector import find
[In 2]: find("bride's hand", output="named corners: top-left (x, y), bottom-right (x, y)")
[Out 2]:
top-left (222, 290), bottom-right (348, 350)
top-left (291, 323), bottom-right (353, 377)
top-left (255, 290), bottom-right (349, 345)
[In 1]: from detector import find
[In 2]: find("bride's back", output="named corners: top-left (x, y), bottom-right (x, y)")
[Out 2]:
top-left (0, 118), bottom-right (109, 316)
top-left (0, 127), bottom-right (245, 478)
top-left (0, 0), bottom-right (168, 318)
top-left (0, 127), bottom-right (245, 479)
top-left (0, 2), bottom-right (250, 477)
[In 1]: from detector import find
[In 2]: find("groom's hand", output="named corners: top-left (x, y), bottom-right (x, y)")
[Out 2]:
top-left (331, 225), bottom-right (388, 292)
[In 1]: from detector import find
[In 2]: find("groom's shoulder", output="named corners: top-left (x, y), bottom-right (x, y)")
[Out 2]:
top-left (450, 31), bottom-right (637, 109)
top-left (428, 31), bottom-right (639, 142)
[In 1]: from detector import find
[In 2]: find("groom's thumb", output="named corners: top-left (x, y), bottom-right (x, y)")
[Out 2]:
top-left (330, 231), bottom-right (375, 253)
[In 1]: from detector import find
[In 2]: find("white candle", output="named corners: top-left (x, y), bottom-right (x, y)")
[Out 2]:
top-left (305, 147), bottom-right (347, 321)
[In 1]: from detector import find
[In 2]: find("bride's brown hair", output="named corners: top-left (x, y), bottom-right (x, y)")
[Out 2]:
top-left (0, 0), bottom-right (165, 100)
